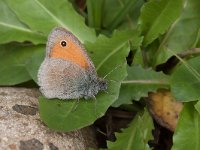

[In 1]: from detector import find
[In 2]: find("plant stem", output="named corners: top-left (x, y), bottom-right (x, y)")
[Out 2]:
top-left (178, 48), bottom-right (200, 58)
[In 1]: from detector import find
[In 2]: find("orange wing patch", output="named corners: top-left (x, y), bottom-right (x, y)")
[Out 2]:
top-left (50, 38), bottom-right (89, 68)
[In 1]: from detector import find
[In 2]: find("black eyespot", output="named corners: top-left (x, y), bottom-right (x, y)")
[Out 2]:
top-left (60, 40), bottom-right (67, 47)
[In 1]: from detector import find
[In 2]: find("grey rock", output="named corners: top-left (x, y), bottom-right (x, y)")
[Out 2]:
top-left (0, 87), bottom-right (97, 150)
top-left (19, 138), bottom-right (44, 150)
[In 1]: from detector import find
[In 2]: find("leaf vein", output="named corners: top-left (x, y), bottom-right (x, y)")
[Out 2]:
top-left (34, 0), bottom-right (66, 27)
top-left (96, 42), bottom-right (128, 71)
top-left (0, 22), bottom-right (32, 33)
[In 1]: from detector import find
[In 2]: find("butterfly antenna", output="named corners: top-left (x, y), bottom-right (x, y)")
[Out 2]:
top-left (98, 62), bottom-right (126, 97)
top-left (103, 62), bottom-right (126, 80)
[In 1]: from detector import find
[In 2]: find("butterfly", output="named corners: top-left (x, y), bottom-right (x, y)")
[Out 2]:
top-left (38, 27), bottom-right (107, 100)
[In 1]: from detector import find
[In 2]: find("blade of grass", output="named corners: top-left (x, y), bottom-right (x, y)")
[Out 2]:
top-left (86, 0), bottom-right (105, 30)
top-left (167, 47), bottom-right (200, 81)
top-left (107, 0), bottom-right (137, 30)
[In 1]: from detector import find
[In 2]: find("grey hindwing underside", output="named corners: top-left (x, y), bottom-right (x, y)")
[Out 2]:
top-left (38, 58), bottom-right (97, 99)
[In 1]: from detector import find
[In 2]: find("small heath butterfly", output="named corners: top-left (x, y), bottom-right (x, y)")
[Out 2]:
top-left (38, 27), bottom-right (107, 100)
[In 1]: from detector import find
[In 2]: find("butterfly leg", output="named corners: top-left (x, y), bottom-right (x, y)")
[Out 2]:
top-left (109, 79), bottom-right (119, 83)
top-left (103, 90), bottom-right (109, 94)
top-left (71, 98), bottom-right (80, 112)
top-left (91, 95), bottom-right (96, 100)
top-left (91, 95), bottom-right (98, 116)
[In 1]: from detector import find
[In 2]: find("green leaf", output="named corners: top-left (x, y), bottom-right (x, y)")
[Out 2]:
top-left (170, 56), bottom-right (200, 101)
top-left (5, 0), bottom-right (96, 43)
top-left (102, 0), bottom-right (144, 30)
top-left (0, 44), bottom-right (43, 85)
top-left (26, 46), bottom-right (45, 83)
top-left (113, 65), bottom-right (169, 107)
top-left (107, 109), bottom-right (154, 150)
top-left (172, 102), bottom-right (200, 150)
top-left (128, 31), bottom-right (143, 66)
top-left (139, 0), bottom-right (183, 46)
top-left (194, 101), bottom-right (200, 115)
top-left (130, 30), bottom-right (144, 65)
top-left (0, 0), bottom-right (46, 44)
top-left (195, 28), bottom-right (200, 47)
top-left (107, 0), bottom-right (138, 31)
top-left (39, 30), bottom-right (134, 131)
top-left (86, 0), bottom-right (104, 30)
top-left (165, 0), bottom-right (200, 50)
top-left (153, 0), bottom-right (200, 66)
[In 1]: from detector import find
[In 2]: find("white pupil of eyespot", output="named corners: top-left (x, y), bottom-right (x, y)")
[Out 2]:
top-left (61, 41), bottom-right (67, 47)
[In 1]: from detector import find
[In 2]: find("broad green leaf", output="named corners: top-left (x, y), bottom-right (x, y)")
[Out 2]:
top-left (130, 31), bottom-right (143, 65)
top-left (5, 0), bottom-right (96, 43)
top-left (113, 65), bottom-right (169, 107)
top-left (153, 0), bottom-right (200, 66)
top-left (170, 56), bottom-right (200, 101)
top-left (0, 44), bottom-right (44, 85)
top-left (132, 48), bottom-right (144, 66)
top-left (196, 28), bottom-right (200, 47)
top-left (128, 31), bottom-right (143, 66)
top-left (0, 0), bottom-right (46, 44)
top-left (107, 109), bottom-right (154, 150)
top-left (164, 0), bottom-right (200, 51)
top-left (172, 102), bottom-right (200, 150)
top-left (0, 65), bottom-right (30, 86)
top-left (26, 46), bottom-right (45, 83)
top-left (130, 30), bottom-right (143, 50)
top-left (139, 0), bottom-right (183, 46)
top-left (194, 101), bottom-right (200, 115)
top-left (39, 30), bottom-right (134, 131)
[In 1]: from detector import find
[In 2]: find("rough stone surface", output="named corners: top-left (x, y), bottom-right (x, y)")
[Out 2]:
top-left (0, 87), bottom-right (97, 150)
top-left (19, 138), bottom-right (44, 150)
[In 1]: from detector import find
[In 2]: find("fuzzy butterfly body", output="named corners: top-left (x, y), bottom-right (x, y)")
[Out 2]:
top-left (38, 27), bottom-right (107, 99)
